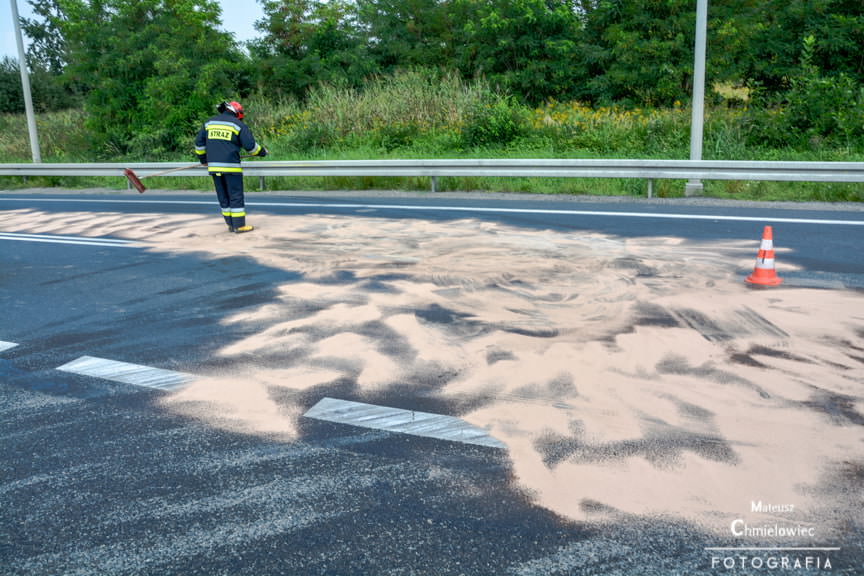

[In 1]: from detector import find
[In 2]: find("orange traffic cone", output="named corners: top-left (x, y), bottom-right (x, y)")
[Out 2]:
top-left (746, 226), bottom-right (783, 286)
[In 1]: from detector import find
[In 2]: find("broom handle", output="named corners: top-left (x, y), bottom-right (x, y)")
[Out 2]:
top-left (138, 155), bottom-right (260, 179)
top-left (139, 164), bottom-right (203, 179)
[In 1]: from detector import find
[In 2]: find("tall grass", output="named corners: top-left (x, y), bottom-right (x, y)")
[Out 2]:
top-left (0, 108), bottom-right (91, 161)
top-left (2, 69), bottom-right (863, 201)
top-left (247, 70), bottom-right (480, 154)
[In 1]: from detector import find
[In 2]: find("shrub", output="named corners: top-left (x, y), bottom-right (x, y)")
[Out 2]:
top-left (0, 57), bottom-right (81, 114)
top-left (744, 35), bottom-right (864, 151)
top-left (461, 95), bottom-right (527, 149)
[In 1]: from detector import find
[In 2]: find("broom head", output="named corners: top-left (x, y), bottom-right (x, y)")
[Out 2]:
top-left (123, 168), bottom-right (146, 193)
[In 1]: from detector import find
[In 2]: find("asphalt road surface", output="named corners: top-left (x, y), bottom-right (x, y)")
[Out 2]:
top-left (2, 190), bottom-right (863, 575)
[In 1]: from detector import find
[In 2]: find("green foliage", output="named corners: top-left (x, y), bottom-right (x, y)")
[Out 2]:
top-left (0, 108), bottom-right (89, 160)
top-left (252, 0), bottom-right (377, 99)
top-left (451, 0), bottom-right (583, 104)
top-left (578, 0), bottom-right (697, 106)
top-left (21, 0), bottom-right (68, 74)
top-left (0, 58), bottom-right (25, 114)
top-left (574, 0), bottom-right (863, 105)
top-left (5, 80), bottom-right (863, 201)
top-left (461, 95), bottom-right (527, 149)
top-left (357, 0), bottom-right (453, 71)
top-left (530, 101), bottom-right (690, 155)
top-left (745, 35), bottom-right (864, 149)
top-left (6, 0), bottom-right (863, 180)
top-left (251, 69), bottom-right (493, 153)
top-left (0, 56), bottom-right (81, 113)
top-left (55, 0), bottom-right (248, 158)
top-left (740, 0), bottom-right (863, 93)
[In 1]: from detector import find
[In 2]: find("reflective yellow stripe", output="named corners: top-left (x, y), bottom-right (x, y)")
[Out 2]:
top-left (205, 122), bottom-right (240, 141)
top-left (205, 120), bottom-right (241, 132)
top-left (208, 166), bottom-right (243, 173)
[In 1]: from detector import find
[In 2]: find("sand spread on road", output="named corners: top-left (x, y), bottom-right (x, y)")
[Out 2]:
top-left (9, 206), bottom-right (863, 537)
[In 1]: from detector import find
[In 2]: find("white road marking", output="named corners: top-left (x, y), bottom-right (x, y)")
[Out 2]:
top-left (0, 341), bottom-right (19, 353)
top-left (0, 232), bottom-right (136, 248)
top-left (4, 197), bottom-right (864, 226)
top-left (304, 397), bottom-right (506, 449)
top-left (254, 202), bottom-right (864, 227)
top-left (56, 355), bottom-right (192, 391)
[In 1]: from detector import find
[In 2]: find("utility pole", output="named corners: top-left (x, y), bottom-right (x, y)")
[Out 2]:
top-left (10, 0), bottom-right (41, 163)
top-left (685, 0), bottom-right (707, 196)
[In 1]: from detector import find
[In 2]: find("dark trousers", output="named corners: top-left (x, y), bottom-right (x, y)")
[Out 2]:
top-left (211, 172), bottom-right (246, 229)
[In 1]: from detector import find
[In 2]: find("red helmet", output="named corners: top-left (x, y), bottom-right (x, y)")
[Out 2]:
top-left (226, 101), bottom-right (244, 119)
top-left (218, 100), bottom-right (244, 119)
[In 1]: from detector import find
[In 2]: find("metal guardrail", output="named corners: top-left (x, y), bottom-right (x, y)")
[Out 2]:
top-left (2, 159), bottom-right (863, 195)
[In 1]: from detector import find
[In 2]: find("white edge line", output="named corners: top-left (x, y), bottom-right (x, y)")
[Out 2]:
top-left (4, 197), bottom-right (864, 226)
top-left (0, 231), bottom-right (133, 243)
top-left (255, 202), bottom-right (864, 226)
top-left (0, 232), bottom-right (136, 247)
top-left (0, 236), bottom-right (136, 248)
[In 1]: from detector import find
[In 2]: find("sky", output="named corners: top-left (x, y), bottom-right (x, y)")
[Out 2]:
top-left (1, 0), bottom-right (265, 61)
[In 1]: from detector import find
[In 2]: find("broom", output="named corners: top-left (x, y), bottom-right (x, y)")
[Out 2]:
top-left (123, 164), bottom-right (204, 193)
top-left (124, 154), bottom-right (259, 193)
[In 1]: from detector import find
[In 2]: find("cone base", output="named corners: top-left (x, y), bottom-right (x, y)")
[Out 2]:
top-left (746, 274), bottom-right (783, 286)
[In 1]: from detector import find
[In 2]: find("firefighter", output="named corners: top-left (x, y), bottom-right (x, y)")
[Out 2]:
top-left (195, 101), bottom-right (268, 233)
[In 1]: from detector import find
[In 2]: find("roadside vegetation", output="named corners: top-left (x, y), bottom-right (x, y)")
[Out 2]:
top-left (3, 69), bottom-right (862, 201)
top-left (1, 0), bottom-right (862, 201)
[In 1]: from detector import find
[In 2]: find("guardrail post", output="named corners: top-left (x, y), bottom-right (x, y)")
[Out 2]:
top-left (431, 176), bottom-right (437, 193)
top-left (647, 179), bottom-right (654, 198)
top-left (259, 176), bottom-right (265, 192)
top-left (685, 180), bottom-right (704, 196)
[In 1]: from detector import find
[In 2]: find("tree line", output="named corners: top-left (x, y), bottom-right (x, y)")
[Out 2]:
top-left (1, 0), bottom-right (862, 158)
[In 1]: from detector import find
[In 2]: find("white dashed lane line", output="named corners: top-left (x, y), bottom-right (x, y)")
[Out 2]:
top-left (304, 397), bottom-right (506, 449)
top-left (0, 341), bottom-right (19, 353)
top-left (6, 342), bottom-right (501, 448)
top-left (56, 355), bottom-right (193, 392)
